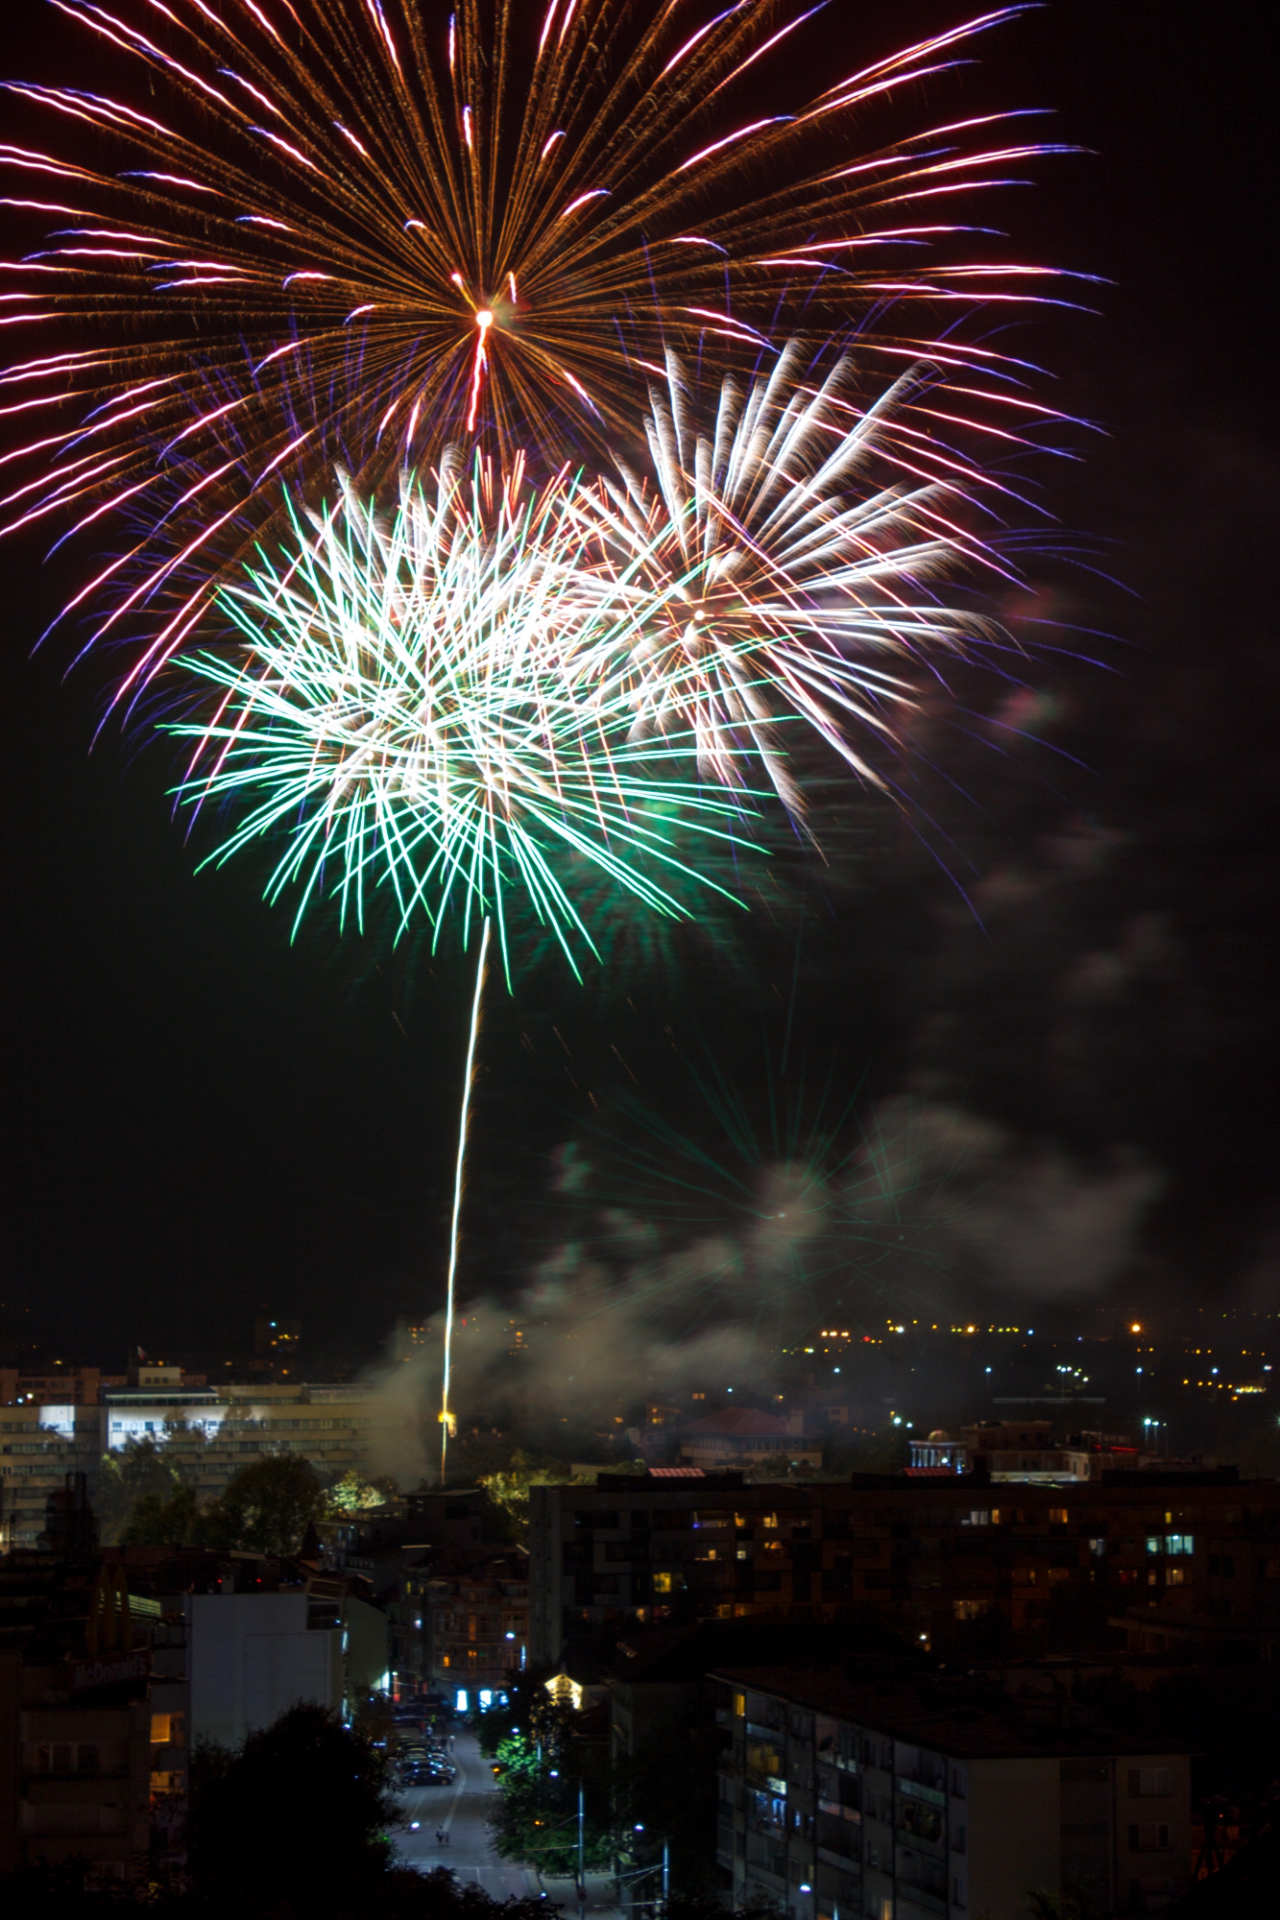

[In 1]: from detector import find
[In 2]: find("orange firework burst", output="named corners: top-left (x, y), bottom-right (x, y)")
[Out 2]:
top-left (0, 0), bottom-right (1078, 682)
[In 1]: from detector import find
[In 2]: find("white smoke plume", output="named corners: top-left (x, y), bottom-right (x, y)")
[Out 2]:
top-left (360, 1094), bottom-right (1163, 1484)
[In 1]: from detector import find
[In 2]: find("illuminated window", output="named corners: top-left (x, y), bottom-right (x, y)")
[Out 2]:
top-left (1048, 1508), bottom-right (1069, 1526)
top-left (150, 1714), bottom-right (171, 1745)
top-left (1165, 1534), bottom-right (1194, 1555)
top-left (762, 1514), bottom-right (779, 1530)
top-left (1167, 1566), bottom-right (1187, 1586)
top-left (653, 1572), bottom-right (674, 1594)
top-left (733, 1692), bottom-right (746, 1718)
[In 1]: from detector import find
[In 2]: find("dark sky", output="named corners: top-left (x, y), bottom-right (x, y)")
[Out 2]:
top-left (1, 2), bottom-right (1276, 1366)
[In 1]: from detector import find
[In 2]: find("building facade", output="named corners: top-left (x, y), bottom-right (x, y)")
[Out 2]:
top-left (186, 1584), bottom-right (389, 1748)
top-left (714, 1669), bottom-right (1192, 1920)
top-left (426, 1548), bottom-right (529, 1705)
top-left (909, 1423), bottom-right (1148, 1487)
top-left (679, 1409), bottom-right (823, 1473)
top-left (2, 1380), bottom-right (388, 1550)
top-left (529, 1468), bottom-right (1280, 1666)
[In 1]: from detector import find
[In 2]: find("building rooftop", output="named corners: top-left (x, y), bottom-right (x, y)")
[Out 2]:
top-left (711, 1666), bottom-right (1191, 1761)
top-left (683, 1407), bottom-right (788, 1438)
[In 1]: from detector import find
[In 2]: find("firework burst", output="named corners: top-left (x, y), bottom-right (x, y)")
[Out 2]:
top-left (0, 1), bottom-right (1075, 682)
top-left (586, 340), bottom-right (1060, 814)
top-left (169, 454), bottom-right (757, 976)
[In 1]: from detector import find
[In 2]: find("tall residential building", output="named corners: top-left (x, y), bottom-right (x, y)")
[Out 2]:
top-left (714, 1667), bottom-right (1192, 1920)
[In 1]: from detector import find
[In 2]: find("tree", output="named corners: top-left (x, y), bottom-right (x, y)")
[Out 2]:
top-left (119, 1481), bottom-right (200, 1547)
top-left (93, 1436), bottom-right (182, 1544)
top-left (325, 1466), bottom-right (400, 1517)
top-left (187, 1702), bottom-right (393, 1901)
top-left (487, 1730), bottom-right (614, 1879)
top-left (206, 1453), bottom-right (328, 1555)
top-left (478, 1449), bottom-right (586, 1545)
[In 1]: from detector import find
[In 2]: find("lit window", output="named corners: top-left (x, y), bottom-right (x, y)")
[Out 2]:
top-left (653, 1572), bottom-right (674, 1594)
top-left (1165, 1534), bottom-right (1194, 1556)
top-left (1048, 1508), bottom-right (1069, 1526)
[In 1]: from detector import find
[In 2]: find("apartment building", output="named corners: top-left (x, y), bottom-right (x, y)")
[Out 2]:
top-left (0, 1540), bottom-right (184, 1879)
top-left (714, 1668), bottom-right (1191, 1920)
top-left (0, 1367), bottom-right (102, 1408)
top-left (103, 1380), bottom-right (379, 1496)
top-left (426, 1547), bottom-right (529, 1705)
top-left (1, 1403), bottom-right (104, 1549)
top-left (529, 1467), bottom-right (1280, 1665)
top-left (1, 1380), bottom-right (385, 1549)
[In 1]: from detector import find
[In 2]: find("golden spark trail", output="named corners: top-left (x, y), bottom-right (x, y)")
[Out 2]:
top-left (440, 913), bottom-right (490, 1488)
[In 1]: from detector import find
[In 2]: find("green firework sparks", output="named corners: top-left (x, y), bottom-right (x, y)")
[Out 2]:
top-left (169, 457), bottom-right (762, 979)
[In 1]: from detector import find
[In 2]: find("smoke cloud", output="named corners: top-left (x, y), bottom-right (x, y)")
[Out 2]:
top-left (362, 1093), bottom-right (1163, 1484)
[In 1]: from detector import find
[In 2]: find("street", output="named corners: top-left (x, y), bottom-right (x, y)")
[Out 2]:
top-left (393, 1728), bottom-right (629, 1904)
top-left (392, 1729), bottom-right (621, 1916)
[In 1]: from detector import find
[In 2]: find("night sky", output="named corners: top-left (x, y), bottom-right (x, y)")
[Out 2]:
top-left (1, 2), bottom-right (1276, 1369)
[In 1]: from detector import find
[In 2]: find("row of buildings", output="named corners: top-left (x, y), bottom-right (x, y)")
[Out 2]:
top-left (524, 1457), bottom-right (1280, 1919)
top-left (528, 1460), bottom-right (1280, 1665)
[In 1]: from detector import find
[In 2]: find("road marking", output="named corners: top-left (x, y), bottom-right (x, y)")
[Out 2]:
top-left (439, 1741), bottom-right (470, 1837)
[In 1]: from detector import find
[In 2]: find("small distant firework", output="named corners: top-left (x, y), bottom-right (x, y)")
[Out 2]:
top-left (590, 341), bottom-right (1060, 814)
top-left (556, 1054), bottom-right (997, 1340)
top-left (169, 456), bottom-right (756, 976)
top-left (0, 1), bottom-right (1074, 680)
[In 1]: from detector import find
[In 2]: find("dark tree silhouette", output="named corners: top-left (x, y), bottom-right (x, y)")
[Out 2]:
top-left (206, 1453), bottom-right (328, 1555)
top-left (187, 1702), bottom-right (393, 1901)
